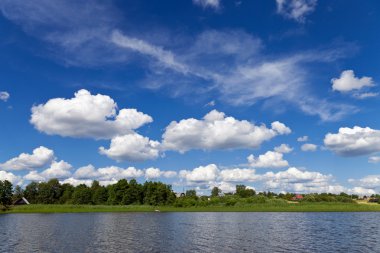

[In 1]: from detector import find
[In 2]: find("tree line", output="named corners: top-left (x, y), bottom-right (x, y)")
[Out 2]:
top-left (1, 179), bottom-right (378, 210)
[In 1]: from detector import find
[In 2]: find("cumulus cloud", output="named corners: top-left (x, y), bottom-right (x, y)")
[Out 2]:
top-left (324, 126), bottom-right (380, 156)
top-left (0, 91), bottom-right (10, 102)
top-left (247, 151), bottom-right (289, 168)
top-left (39, 160), bottom-right (72, 180)
top-left (301, 143), bottom-right (317, 152)
top-left (162, 110), bottom-right (291, 153)
top-left (99, 133), bottom-right (161, 162)
top-left (179, 164), bottom-right (219, 182)
top-left (145, 167), bottom-right (177, 180)
top-left (23, 170), bottom-right (46, 182)
top-left (179, 164), bottom-right (345, 194)
top-left (0, 146), bottom-right (54, 171)
top-left (274, 144), bottom-right (293, 153)
top-left (0, 170), bottom-right (22, 185)
top-left (262, 167), bottom-right (341, 193)
top-left (332, 70), bottom-right (375, 93)
top-left (30, 89), bottom-right (152, 139)
top-left (276, 0), bottom-right (317, 22)
top-left (219, 168), bottom-right (259, 182)
top-left (193, 0), bottom-right (220, 10)
top-left (297, 136), bottom-right (308, 142)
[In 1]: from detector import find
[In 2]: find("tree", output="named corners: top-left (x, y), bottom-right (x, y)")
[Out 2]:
top-left (24, 181), bottom-right (39, 204)
top-left (72, 184), bottom-right (93, 204)
top-left (0, 180), bottom-right (13, 210)
top-left (236, 185), bottom-right (255, 198)
top-left (211, 187), bottom-right (221, 197)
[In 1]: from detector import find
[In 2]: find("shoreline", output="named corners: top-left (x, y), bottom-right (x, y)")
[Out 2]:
top-left (3, 203), bottom-right (380, 214)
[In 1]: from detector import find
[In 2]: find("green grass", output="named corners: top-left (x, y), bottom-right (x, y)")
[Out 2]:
top-left (2, 202), bottom-right (380, 214)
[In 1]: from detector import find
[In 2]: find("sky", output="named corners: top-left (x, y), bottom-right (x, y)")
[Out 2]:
top-left (1, 0), bottom-right (380, 195)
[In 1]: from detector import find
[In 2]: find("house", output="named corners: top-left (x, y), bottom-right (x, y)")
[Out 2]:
top-left (291, 194), bottom-right (304, 201)
top-left (13, 197), bottom-right (30, 205)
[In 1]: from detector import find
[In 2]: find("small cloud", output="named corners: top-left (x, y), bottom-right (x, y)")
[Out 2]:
top-left (301, 143), bottom-right (317, 152)
top-left (204, 100), bottom-right (216, 107)
top-left (369, 156), bottom-right (380, 164)
top-left (193, 0), bottom-right (221, 10)
top-left (297, 135), bottom-right (308, 142)
top-left (332, 70), bottom-right (375, 94)
top-left (276, 0), bottom-right (317, 23)
top-left (0, 91), bottom-right (10, 102)
top-left (353, 92), bottom-right (379, 100)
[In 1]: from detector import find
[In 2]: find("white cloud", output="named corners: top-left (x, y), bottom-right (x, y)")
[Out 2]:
top-left (30, 89), bottom-right (152, 139)
top-left (0, 91), bottom-right (10, 102)
top-left (72, 165), bottom-right (100, 180)
top-left (369, 156), bottom-right (380, 164)
top-left (145, 167), bottom-right (177, 180)
top-left (111, 30), bottom-right (188, 73)
top-left (349, 175), bottom-right (380, 189)
top-left (297, 136), bottom-right (308, 142)
top-left (248, 151), bottom-right (289, 168)
top-left (23, 170), bottom-right (46, 182)
top-left (162, 110), bottom-right (291, 153)
top-left (301, 143), bottom-right (317, 152)
top-left (274, 144), bottom-right (293, 153)
top-left (219, 168), bottom-right (259, 182)
top-left (332, 70), bottom-right (375, 93)
top-left (348, 187), bottom-right (376, 196)
top-left (40, 160), bottom-right (72, 180)
top-left (276, 0), bottom-right (317, 23)
top-left (179, 164), bottom-right (219, 182)
top-left (99, 133), bottom-right (161, 162)
top-left (0, 146), bottom-right (54, 171)
top-left (324, 126), bottom-right (380, 156)
top-left (0, 170), bottom-right (22, 185)
top-left (193, 0), bottom-right (220, 10)
top-left (353, 92), bottom-right (379, 99)
top-left (262, 167), bottom-right (341, 193)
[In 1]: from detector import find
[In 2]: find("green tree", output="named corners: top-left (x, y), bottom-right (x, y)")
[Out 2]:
top-left (72, 184), bottom-right (93, 204)
top-left (211, 187), bottom-right (221, 197)
top-left (236, 185), bottom-right (255, 198)
top-left (37, 179), bottom-right (63, 204)
top-left (0, 180), bottom-right (13, 210)
top-left (24, 181), bottom-right (39, 204)
top-left (12, 185), bottom-right (24, 201)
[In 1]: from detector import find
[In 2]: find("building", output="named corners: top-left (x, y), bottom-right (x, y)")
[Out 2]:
top-left (291, 194), bottom-right (304, 201)
top-left (13, 197), bottom-right (30, 205)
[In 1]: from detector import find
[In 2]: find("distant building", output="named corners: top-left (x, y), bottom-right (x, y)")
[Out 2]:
top-left (175, 192), bottom-right (185, 198)
top-left (291, 194), bottom-right (304, 201)
top-left (13, 197), bottom-right (30, 205)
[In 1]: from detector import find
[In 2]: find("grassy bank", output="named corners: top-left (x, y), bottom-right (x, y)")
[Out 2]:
top-left (3, 202), bottom-right (380, 213)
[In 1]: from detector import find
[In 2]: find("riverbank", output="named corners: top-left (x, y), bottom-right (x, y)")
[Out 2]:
top-left (2, 202), bottom-right (380, 213)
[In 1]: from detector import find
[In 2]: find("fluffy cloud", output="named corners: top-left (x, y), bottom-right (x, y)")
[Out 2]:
top-left (276, 0), bottom-right (317, 22)
top-left (179, 164), bottom-right (219, 182)
top-left (145, 168), bottom-right (177, 180)
top-left (248, 151), bottom-right (289, 168)
top-left (348, 175), bottom-right (380, 189)
top-left (99, 133), bottom-right (161, 162)
top-left (0, 146), bottom-right (54, 171)
top-left (162, 110), bottom-right (291, 153)
top-left (0, 170), bottom-right (22, 185)
top-left (324, 126), bottom-right (380, 156)
top-left (301, 143), bottom-right (317, 152)
top-left (0, 91), bottom-right (10, 102)
top-left (193, 0), bottom-right (220, 10)
top-left (40, 160), bottom-right (72, 179)
top-left (348, 187), bottom-right (376, 196)
top-left (23, 171), bottom-right (46, 181)
top-left (73, 165), bottom-right (144, 181)
top-left (274, 144), bottom-right (293, 153)
top-left (297, 136), bottom-right (308, 142)
top-left (262, 167), bottom-right (341, 193)
top-left (219, 168), bottom-right (259, 182)
top-left (331, 70), bottom-right (375, 93)
top-left (30, 89), bottom-right (152, 139)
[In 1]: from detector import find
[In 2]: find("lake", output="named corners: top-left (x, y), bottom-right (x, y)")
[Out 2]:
top-left (0, 212), bottom-right (379, 252)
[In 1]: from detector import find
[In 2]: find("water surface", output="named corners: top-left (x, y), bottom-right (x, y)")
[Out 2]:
top-left (1, 212), bottom-right (379, 252)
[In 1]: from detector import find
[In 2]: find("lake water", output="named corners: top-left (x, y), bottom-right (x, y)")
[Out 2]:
top-left (1, 212), bottom-right (379, 252)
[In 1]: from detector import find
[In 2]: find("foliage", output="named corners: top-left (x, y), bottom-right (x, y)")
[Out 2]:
top-left (0, 180), bottom-right (13, 210)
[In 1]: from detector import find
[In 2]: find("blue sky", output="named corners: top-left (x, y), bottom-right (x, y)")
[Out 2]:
top-left (1, 0), bottom-right (380, 195)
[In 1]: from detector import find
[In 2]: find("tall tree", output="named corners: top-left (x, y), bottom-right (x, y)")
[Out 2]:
top-left (0, 180), bottom-right (13, 210)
